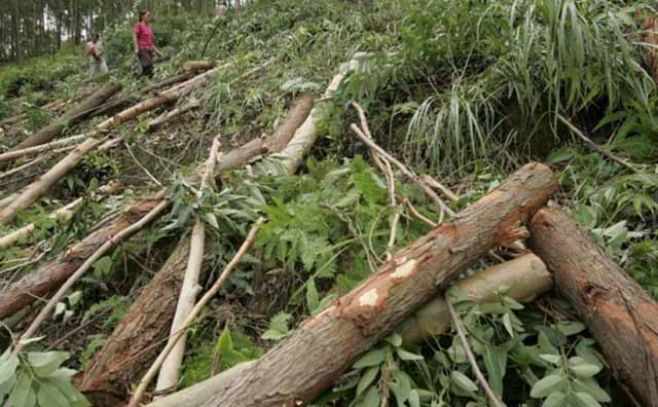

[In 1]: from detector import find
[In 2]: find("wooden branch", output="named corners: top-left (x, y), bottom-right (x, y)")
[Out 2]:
top-left (129, 219), bottom-right (265, 407)
top-left (13, 83), bottom-right (120, 150)
top-left (0, 134), bottom-right (87, 163)
top-left (76, 94), bottom-right (316, 406)
top-left (12, 199), bottom-right (169, 355)
top-left (558, 116), bottom-right (639, 173)
top-left (0, 181), bottom-right (120, 250)
top-left (529, 207), bottom-right (658, 406)
top-left (348, 104), bottom-right (454, 218)
top-left (148, 100), bottom-right (201, 131)
top-left (150, 254), bottom-right (551, 407)
top-left (0, 138), bottom-right (101, 225)
top-left (446, 295), bottom-right (503, 407)
top-left (0, 198), bottom-right (83, 250)
top-left (0, 193), bottom-right (166, 319)
top-left (200, 163), bottom-right (557, 406)
top-left (154, 139), bottom-right (221, 394)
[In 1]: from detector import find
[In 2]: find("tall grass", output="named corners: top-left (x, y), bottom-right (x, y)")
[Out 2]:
top-left (397, 0), bottom-right (655, 173)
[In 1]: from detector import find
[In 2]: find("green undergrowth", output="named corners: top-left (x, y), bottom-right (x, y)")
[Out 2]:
top-left (1, 0), bottom-right (657, 405)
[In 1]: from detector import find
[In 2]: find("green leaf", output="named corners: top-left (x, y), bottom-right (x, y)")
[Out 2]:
top-left (408, 389), bottom-right (421, 407)
top-left (91, 256), bottom-right (113, 277)
top-left (261, 312), bottom-right (292, 341)
top-left (8, 371), bottom-right (35, 407)
top-left (543, 391), bottom-right (567, 407)
top-left (573, 378), bottom-right (611, 402)
top-left (26, 351), bottom-right (68, 376)
top-left (573, 391), bottom-right (602, 407)
top-left (539, 354), bottom-right (562, 365)
top-left (569, 363), bottom-right (602, 378)
top-left (531, 374), bottom-right (566, 398)
top-left (502, 312), bottom-right (515, 337)
top-left (556, 321), bottom-right (586, 336)
top-left (306, 278), bottom-right (319, 314)
top-left (395, 349), bottom-right (424, 361)
top-left (384, 333), bottom-right (402, 348)
top-left (353, 348), bottom-right (386, 368)
top-left (359, 385), bottom-right (381, 407)
top-left (451, 371), bottom-right (478, 394)
top-left (0, 348), bottom-right (19, 385)
top-left (215, 327), bottom-right (234, 355)
top-left (36, 380), bottom-right (70, 407)
top-left (484, 345), bottom-right (507, 396)
top-left (356, 367), bottom-right (379, 396)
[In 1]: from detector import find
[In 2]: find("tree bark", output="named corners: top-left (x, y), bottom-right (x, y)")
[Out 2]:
top-left (76, 234), bottom-right (192, 407)
top-left (13, 83), bottom-right (121, 150)
top-left (95, 65), bottom-right (224, 132)
top-left (215, 94), bottom-right (315, 173)
top-left (0, 194), bottom-right (165, 319)
top-left (149, 254), bottom-right (552, 407)
top-left (198, 163), bottom-right (556, 407)
top-left (76, 95), bottom-right (316, 406)
top-left (182, 60), bottom-right (216, 72)
top-left (528, 207), bottom-right (658, 407)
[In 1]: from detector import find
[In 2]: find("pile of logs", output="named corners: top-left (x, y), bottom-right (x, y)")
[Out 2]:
top-left (1, 56), bottom-right (656, 407)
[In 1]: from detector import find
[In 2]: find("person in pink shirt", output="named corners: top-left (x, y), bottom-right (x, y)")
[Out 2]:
top-left (133, 10), bottom-right (162, 78)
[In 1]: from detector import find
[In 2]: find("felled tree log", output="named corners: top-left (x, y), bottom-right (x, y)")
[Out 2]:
top-left (182, 61), bottom-right (217, 72)
top-left (13, 83), bottom-right (121, 150)
top-left (76, 94), bottom-right (316, 406)
top-left (529, 208), bottom-right (658, 406)
top-left (148, 254), bottom-right (552, 407)
top-left (95, 65), bottom-right (225, 132)
top-left (147, 101), bottom-right (201, 131)
top-left (0, 138), bottom-right (100, 225)
top-left (0, 194), bottom-right (165, 319)
top-left (197, 163), bottom-right (556, 407)
top-left (0, 68), bottom-right (228, 224)
top-left (215, 94), bottom-right (315, 173)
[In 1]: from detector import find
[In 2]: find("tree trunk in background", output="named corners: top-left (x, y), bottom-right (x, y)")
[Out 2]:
top-left (529, 208), bottom-right (658, 407)
top-left (201, 163), bottom-right (557, 407)
top-left (76, 95), bottom-right (315, 407)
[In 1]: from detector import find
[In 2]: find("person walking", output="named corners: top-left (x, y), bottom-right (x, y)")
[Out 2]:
top-left (133, 10), bottom-right (162, 78)
top-left (85, 34), bottom-right (108, 74)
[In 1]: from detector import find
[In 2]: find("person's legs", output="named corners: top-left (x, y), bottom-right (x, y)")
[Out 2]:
top-left (138, 49), bottom-right (155, 78)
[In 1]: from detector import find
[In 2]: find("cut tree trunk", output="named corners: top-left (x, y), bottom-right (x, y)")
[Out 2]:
top-left (182, 60), bottom-right (216, 72)
top-left (198, 163), bottom-right (556, 407)
top-left (76, 94), bottom-right (316, 406)
top-left (155, 138), bottom-right (220, 394)
top-left (0, 198), bottom-right (83, 250)
top-left (0, 68), bottom-right (227, 224)
top-left (147, 101), bottom-right (201, 131)
top-left (95, 65), bottom-right (225, 132)
top-left (0, 138), bottom-right (101, 225)
top-left (148, 254), bottom-right (552, 407)
top-left (76, 235), bottom-right (192, 407)
top-left (13, 83), bottom-right (121, 150)
top-left (0, 194), bottom-right (165, 319)
top-left (529, 207), bottom-right (658, 407)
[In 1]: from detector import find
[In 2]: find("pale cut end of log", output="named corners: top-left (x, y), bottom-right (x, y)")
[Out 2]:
top-left (182, 60), bottom-right (217, 71)
top-left (529, 207), bottom-right (658, 407)
top-left (400, 254), bottom-right (551, 345)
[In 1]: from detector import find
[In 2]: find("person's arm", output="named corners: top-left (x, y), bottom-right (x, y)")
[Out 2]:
top-left (133, 25), bottom-right (140, 54)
